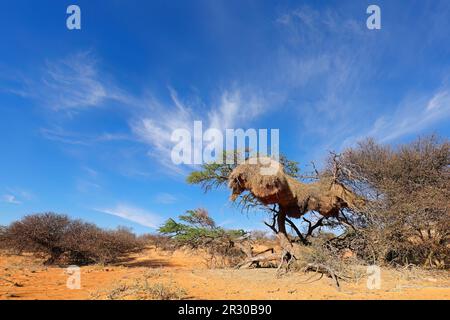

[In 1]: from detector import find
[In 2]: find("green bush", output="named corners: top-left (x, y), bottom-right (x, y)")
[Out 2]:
top-left (159, 209), bottom-right (245, 248)
top-left (159, 209), bottom-right (247, 267)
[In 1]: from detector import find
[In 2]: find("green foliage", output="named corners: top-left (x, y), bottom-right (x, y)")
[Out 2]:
top-left (186, 151), bottom-right (300, 221)
top-left (179, 208), bottom-right (216, 228)
top-left (158, 208), bottom-right (245, 247)
top-left (186, 151), bottom-right (238, 192)
top-left (187, 151), bottom-right (300, 192)
top-left (280, 154), bottom-right (301, 178)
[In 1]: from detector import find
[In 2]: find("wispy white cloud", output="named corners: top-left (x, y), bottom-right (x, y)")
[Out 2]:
top-left (40, 126), bottom-right (132, 146)
top-left (1, 194), bottom-right (21, 205)
top-left (82, 166), bottom-right (99, 178)
top-left (153, 192), bottom-right (178, 204)
top-left (13, 51), bottom-right (131, 114)
top-left (95, 204), bottom-right (162, 229)
top-left (131, 87), bottom-right (266, 174)
top-left (130, 93), bottom-right (193, 175)
top-left (427, 90), bottom-right (449, 112)
top-left (76, 180), bottom-right (102, 193)
top-left (208, 90), bottom-right (266, 131)
top-left (276, 6), bottom-right (364, 46)
top-left (275, 5), bottom-right (372, 131)
top-left (6, 187), bottom-right (34, 201)
top-left (1, 187), bottom-right (34, 205)
top-left (273, 5), bottom-right (450, 161)
top-left (341, 86), bottom-right (450, 147)
top-left (40, 127), bottom-right (91, 145)
top-left (42, 52), bottom-right (108, 111)
top-left (153, 192), bottom-right (177, 204)
top-left (369, 88), bottom-right (450, 143)
top-left (9, 50), bottom-right (271, 177)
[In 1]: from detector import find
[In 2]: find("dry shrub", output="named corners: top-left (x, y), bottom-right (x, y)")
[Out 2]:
top-left (250, 230), bottom-right (276, 243)
top-left (145, 282), bottom-right (187, 300)
top-left (326, 230), bottom-right (378, 264)
top-left (2, 213), bottom-right (144, 265)
top-left (140, 234), bottom-right (179, 252)
top-left (202, 240), bottom-right (246, 268)
top-left (389, 264), bottom-right (450, 289)
top-left (333, 136), bottom-right (449, 268)
top-left (3, 213), bottom-right (71, 262)
top-left (140, 232), bottom-right (244, 267)
top-left (0, 225), bottom-right (8, 250)
top-left (92, 276), bottom-right (187, 300)
top-left (291, 236), bottom-right (365, 284)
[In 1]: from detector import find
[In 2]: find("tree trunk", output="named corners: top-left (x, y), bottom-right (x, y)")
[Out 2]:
top-left (277, 211), bottom-right (287, 235)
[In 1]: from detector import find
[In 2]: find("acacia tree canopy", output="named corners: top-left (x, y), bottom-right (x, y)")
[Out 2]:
top-left (158, 208), bottom-right (246, 247)
top-left (186, 152), bottom-right (331, 242)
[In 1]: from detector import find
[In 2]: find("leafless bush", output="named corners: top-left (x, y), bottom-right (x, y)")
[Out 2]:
top-left (202, 239), bottom-right (247, 268)
top-left (3, 213), bottom-right (71, 263)
top-left (326, 230), bottom-right (377, 264)
top-left (140, 233), bottom-right (179, 252)
top-left (291, 236), bottom-right (365, 289)
top-left (329, 135), bottom-right (450, 268)
top-left (2, 213), bottom-right (144, 265)
top-left (0, 225), bottom-right (8, 250)
top-left (249, 230), bottom-right (275, 242)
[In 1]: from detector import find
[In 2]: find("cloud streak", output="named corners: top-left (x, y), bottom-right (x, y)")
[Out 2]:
top-left (11, 51), bottom-right (131, 114)
top-left (131, 87), bottom-right (267, 173)
top-left (275, 5), bottom-right (373, 128)
top-left (272, 4), bottom-right (450, 161)
top-left (42, 52), bottom-right (108, 111)
top-left (1, 194), bottom-right (21, 205)
top-left (8, 50), bottom-right (272, 177)
top-left (369, 88), bottom-right (450, 143)
top-left (153, 192), bottom-right (177, 205)
top-left (341, 86), bottom-right (450, 148)
top-left (95, 204), bottom-right (162, 229)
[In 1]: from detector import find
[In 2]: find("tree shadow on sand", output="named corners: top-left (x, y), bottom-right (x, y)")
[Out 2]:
top-left (113, 256), bottom-right (176, 268)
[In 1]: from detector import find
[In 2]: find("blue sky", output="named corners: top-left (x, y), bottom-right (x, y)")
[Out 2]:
top-left (0, 0), bottom-right (449, 234)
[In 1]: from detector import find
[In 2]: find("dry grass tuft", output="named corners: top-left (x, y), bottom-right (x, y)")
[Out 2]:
top-left (90, 271), bottom-right (187, 300)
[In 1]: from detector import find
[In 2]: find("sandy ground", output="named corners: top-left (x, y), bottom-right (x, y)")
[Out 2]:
top-left (0, 247), bottom-right (449, 300)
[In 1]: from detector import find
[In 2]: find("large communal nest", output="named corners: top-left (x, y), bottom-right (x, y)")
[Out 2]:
top-left (228, 158), bottom-right (365, 219)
